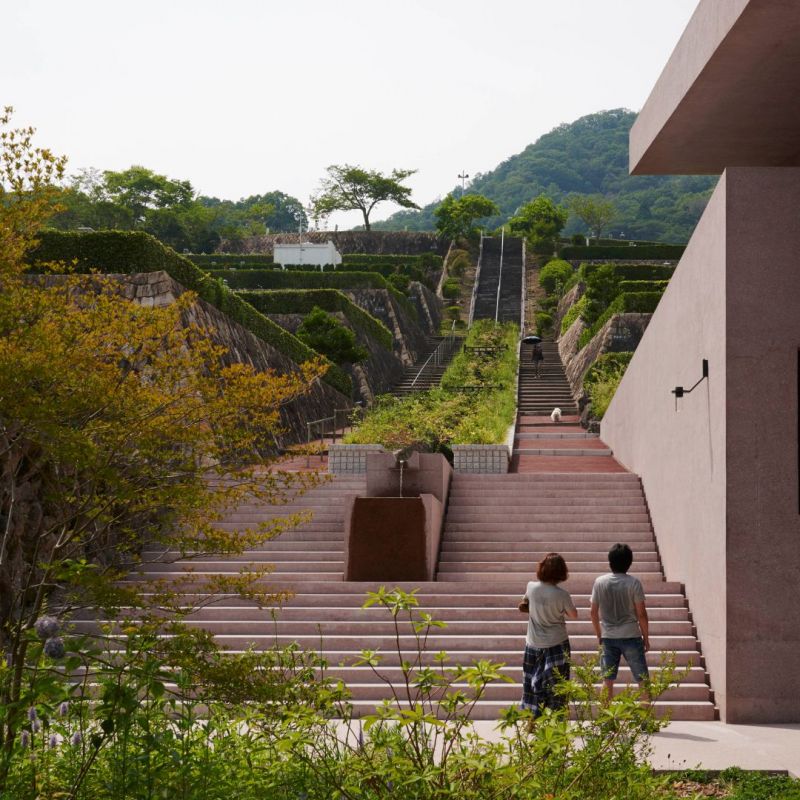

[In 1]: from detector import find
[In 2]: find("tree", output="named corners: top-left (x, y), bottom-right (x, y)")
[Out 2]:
top-left (434, 193), bottom-right (499, 241)
top-left (569, 194), bottom-right (617, 239)
top-left (297, 306), bottom-right (368, 364)
top-left (103, 165), bottom-right (194, 224)
top-left (311, 164), bottom-right (418, 231)
top-left (0, 110), bottom-right (327, 783)
top-left (508, 195), bottom-right (568, 252)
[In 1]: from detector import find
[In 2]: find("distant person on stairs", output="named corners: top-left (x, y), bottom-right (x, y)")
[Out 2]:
top-left (531, 342), bottom-right (544, 378)
top-left (518, 552), bottom-right (578, 718)
top-left (590, 543), bottom-right (651, 702)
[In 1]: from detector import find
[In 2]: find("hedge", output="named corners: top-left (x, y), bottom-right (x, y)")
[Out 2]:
top-left (577, 291), bottom-right (663, 350)
top-left (27, 231), bottom-right (352, 397)
top-left (618, 280), bottom-right (669, 293)
top-left (208, 269), bottom-right (391, 291)
top-left (237, 289), bottom-right (393, 350)
top-left (188, 254), bottom-right (274, 269)
top-left (581, 262), bottom-right (675, 281)
top-left (561, 244), bottom-right (685, 260)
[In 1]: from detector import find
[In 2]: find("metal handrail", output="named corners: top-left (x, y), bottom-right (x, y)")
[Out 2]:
top-left (495, 226), bottom-right (505, 323)
top-left (410, 321), bottom-right (459, 389)
top-left (468, 234), bottom-right (484, 326)
top-left (304, 404), bottom-right (365, 466)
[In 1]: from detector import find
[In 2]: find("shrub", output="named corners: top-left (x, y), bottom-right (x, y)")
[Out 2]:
top-left (583, 263), bottom-right (620, 325)
top-left (187, 253), bottom-right (274, 269)
top-left (581, 262), bottom-right (675, 281)
top-left (584, 351), bottom-right (634, 418)
top-left (577, 292), bottom-right (662, 350)
top-left (237, 289), bottom-right (393, 349)
top-left (534, 311), bottom-right (553, 336)
top-left (571, 232), bottom-right (586, 245)
top-left (561, 243), bottom-right (685, 260)
top-left (297, 306), bottom-right (368, 364)
top-left (446, 305), bottom-right (461, 322)
top-left (538, 259), bottom-right (573, 295)
top-left (207, 268), bottom-right (390, 291)
top-left (26, 231), bottom-right (351, 395)
top-left (442, 278), bottom-right (460, 299)
top-left (386, 272), bottom-right (411, 293)
top-left (448, 249), bottom-right (471, 277)
top-left (561, 295), bottom-right (588, 334)
top-left (619, 279), bottom-right (669, 292)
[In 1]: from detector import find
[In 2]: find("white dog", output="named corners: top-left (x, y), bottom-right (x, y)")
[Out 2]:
top-left (550, 407), bottom-right (562, 424)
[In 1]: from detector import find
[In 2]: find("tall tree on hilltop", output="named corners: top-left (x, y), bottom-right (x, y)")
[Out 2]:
top-left (569, 194), bottom-right (617, 239)
top-left (508, 195), bottom-right (568, 253)
top-left (311, 164), bottom-right (418, 231)
top-left (434, 193), bottom-right (499, 242)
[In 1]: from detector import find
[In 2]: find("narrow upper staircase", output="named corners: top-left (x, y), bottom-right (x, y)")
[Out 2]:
top-left (518, 340), bottom-right (577, 416)
top-left (471, 237), bottom-right (524, 323)
top-left (391, 335), bottom-right (463, 396)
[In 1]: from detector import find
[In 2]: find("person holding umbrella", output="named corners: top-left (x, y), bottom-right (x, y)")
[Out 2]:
top-left (523, 334), bottom-right (544, 378)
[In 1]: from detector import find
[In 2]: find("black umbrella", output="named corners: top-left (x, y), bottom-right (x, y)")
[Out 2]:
top-left (522, 335), bottom-right (542, 344)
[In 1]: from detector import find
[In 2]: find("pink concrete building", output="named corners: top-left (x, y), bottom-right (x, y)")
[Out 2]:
top-left (602, 0), bottom-right (800, 723)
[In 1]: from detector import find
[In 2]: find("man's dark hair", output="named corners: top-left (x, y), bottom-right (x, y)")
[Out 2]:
top-left (608, 543), bottom-right (633, 573)
top-left (537, 552), bottom-right (568, 583)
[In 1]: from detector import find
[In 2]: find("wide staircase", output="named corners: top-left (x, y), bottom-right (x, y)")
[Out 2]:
top-left (391, 335), bottom-right (463, 396)
top-left (101, 467), bottom-right (715, 720)
top-left (471, 236), bottom-right (524, 323)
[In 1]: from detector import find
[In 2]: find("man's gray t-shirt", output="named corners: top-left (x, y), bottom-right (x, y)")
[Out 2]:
top-left (524, 581), bottom-right (576, 648)
top-left (590, 573), bottom-right (645, 639)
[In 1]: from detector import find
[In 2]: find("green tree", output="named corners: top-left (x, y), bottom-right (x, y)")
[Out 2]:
top-left (311, 164), bottom-right (418, 231)
top-left (434, 193), bottom-right (499, 241)
top-left (569, 193), bottom-right (617, 239)
top-left (103, 165), bottom-right (194, 224)
top-left (297, 306), bottom-right (368, 364)
top-left (508, 194), bottom-right (568, 252)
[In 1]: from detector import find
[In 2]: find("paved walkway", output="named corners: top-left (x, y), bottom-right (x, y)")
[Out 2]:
top-left (470, 720), bottom-right (800, 777)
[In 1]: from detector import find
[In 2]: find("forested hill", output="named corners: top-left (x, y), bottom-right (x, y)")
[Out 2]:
top-left (375, 109), bottom-right (718, 243)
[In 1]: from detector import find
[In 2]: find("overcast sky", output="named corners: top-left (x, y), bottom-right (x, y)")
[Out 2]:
top-left (4, 0), bottom-right (699, 229)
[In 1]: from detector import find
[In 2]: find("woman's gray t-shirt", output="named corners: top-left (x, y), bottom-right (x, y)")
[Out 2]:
top-left (524, 581), bottom-right (576, 648)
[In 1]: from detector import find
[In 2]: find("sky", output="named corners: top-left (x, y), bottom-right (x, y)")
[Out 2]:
top-left (4, 0), bottom-right (700, 230)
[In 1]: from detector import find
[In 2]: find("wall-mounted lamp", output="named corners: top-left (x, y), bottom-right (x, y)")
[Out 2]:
top-left (672, 359), bottom-right (709, 411)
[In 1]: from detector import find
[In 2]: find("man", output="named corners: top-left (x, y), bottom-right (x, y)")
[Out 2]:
top-left (590, 543), bottom-right (650, 699)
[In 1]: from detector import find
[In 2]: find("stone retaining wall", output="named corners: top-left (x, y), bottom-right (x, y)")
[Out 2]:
top-left (328, 444), bottom-right (387, 474)
top-left (452, 445), bottom-right (510, 474)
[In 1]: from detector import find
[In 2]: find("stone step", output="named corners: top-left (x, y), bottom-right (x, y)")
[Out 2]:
top-left (445, 512), bottom-right (651, 522)
top-left (512, 448), bottom-right (613, 456)
top-left (439, 549), bottom-right (658, 562)
top-left (441, 540), bottom-right (657, 552)
top-left (438, 572), bottom-right (669, 584)
top-left (516, 432), bottom-right (599, 440)
top-left (444, 522), bottom-right (653, 532)
top-left (438, 561), bottom-right (663, 573)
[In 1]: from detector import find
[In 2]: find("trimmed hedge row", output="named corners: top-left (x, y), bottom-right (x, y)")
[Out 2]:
top-left (188, 253), bottom-right (442, 270)
top-left (27, 231), bottom-right (352, 396)
top-left (238, 289), bottom-right (393, 350)
top-left (582, 262), bottom-right (675, 282)
top-left (618, 280), bottom-right (669, 293)
top-left (561, 244), bottom-right (685, 260)
top-left (577, 291), bottom-right (663, 350)
top-left (208, 269), bottom-right (390, 291)
top-left (188, 254), bottom-right (274, 269)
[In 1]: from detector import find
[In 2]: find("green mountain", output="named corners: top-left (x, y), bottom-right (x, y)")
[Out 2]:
top-left (374, 109), bottom-right (718, 243)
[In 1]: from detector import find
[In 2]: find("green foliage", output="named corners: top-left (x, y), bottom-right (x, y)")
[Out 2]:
top-left (581, 261), bottom-right (675, 282)
top-left (508, 194), bottom-right (568, 251)
top-left (50, 168), bottom-right (308, 252)
top-left (446, 305), bottom-right (462, 322)
top-left (568, 194), bottom-right (617, 238)
top-left (577, 292), bottom-right (663, 350)
top-left (534, 311), bottom-right (553, 336)
top-left (619, 279), bottom-right (669, 292)
top-left (583, 263), bottom-right (621, 325)
top-left (188, 253), bottom-right (275, 268)
top-left (448, 248), bottom-right (471, 277)
top-left (584, 352), bottom-right (634, 418)
top-left (561, 295), bottom-right (588, 334)
top-left (208, 268), bottom-right (390, 291)
top-left (238, 289), bottom-right (393, 350)
top-left (434, 193), bottom-right (499, 240)
top-left (311, 164), bottom-right (418, 231)
top-left (561, 243), bottom-right (685, 260)
top-left (374, 109), bottom-right (717, 243)
top-left (26, 230), bottom-right (351, 395)
top-left (442, 278), bottom-right (460, 299)
top-left (296, 306), bottom-right (369, 365)
top-left (667, 769), bottom-right (800, 800)
top-left (347, 322), bottom-right (519, 449)
top-left (538, 258), bottom-right (574, 295)
top-left (0, 588), bottom-right (694, 799)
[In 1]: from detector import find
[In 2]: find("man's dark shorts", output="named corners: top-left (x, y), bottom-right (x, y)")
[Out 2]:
top-left (600, 637), bottom-right (649, 682)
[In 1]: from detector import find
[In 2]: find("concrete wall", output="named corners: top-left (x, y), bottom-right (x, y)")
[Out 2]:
top-left (603, 168), bottom-right (800, 723)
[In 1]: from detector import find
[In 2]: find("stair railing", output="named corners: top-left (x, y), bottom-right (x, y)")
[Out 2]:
top-left (410, 321), bottom-right (460, 389)
top-left (468, 233), bottom-right (484, 326)
top-left (494, 227), bottom-right (505, 323)
top-left (304, 404), bottom-right (365, 467)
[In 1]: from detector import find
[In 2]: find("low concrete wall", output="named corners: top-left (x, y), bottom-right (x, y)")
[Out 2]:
top-left (602, 168), bottom-right (800, 723)
top-left (328, 444), bottom-right (387, 474)
top-left (452, 445), bottom-right (510, 474)
top-left (365, 451), bottom-right (452, 504)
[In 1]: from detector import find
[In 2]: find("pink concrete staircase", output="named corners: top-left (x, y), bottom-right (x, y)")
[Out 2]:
top-left (92, 466), bottom-right (716, 721)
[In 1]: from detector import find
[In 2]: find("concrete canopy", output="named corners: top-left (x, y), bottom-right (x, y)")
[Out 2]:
top-left (630, 0), bottom-right (800, 175)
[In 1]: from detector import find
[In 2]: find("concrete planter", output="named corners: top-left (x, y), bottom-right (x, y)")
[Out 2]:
top-left (328, 444), bottom-right (387, 474)
top-left (451, 444), bottom-right (510, 474)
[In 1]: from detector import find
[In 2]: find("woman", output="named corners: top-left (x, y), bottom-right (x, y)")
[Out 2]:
top-left (531, 343), bottom-right (544, 378)
top-left (518, 552), bottom-right (577, 717)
